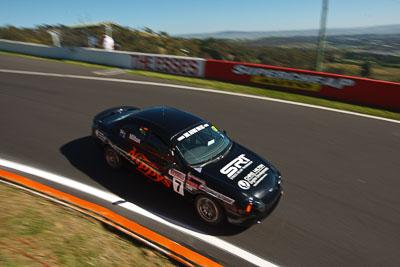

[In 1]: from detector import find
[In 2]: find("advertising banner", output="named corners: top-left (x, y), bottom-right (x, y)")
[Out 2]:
top-left (131, 54), bottom-right (205, 77)
top-left (205, 59), bottom-right (400, 111)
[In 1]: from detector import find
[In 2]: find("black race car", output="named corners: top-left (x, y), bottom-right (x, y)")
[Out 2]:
top-left (92, 106), bottom-right (283, 226)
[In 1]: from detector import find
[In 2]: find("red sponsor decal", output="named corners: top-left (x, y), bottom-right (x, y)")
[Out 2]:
top-left (131, 55), bottom-right (201, 76)
top-left (185, 180), bottom-right (199, 189)
top-left (127, 147), bottom-right (171, 188)
top-left (187, 173), bottom-right (205, 188)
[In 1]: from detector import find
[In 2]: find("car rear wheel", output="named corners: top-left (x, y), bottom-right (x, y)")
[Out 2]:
top-left (93, 137), bottom-right (104, 149)
top-left (195, 195), bottom-right (224, 225)
top-left (104, 147), bottom-right (122, 170)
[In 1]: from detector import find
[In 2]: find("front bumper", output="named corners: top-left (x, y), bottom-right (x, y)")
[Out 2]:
top-left (226, 188), bottom-right (283, 226)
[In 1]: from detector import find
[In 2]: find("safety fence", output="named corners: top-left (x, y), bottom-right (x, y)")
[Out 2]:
top-left (1, 39), bottom-right (399, 110)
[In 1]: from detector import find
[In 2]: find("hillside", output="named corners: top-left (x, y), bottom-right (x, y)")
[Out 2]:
top-left (238, 34), bottom-right (400, 54)
top-left (177, 24), bottom-right (400, 39)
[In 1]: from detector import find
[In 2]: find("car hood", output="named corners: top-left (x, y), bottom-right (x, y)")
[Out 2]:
top-left (195, 142), bottom-right (281, 200)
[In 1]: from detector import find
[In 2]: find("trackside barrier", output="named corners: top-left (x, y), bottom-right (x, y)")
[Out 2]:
top-left (204, 59), bottom-right (400, 111)
top-left (0, 39), bottom-right (205, 77)
top-left (0, 39), bottom-right (64, 59)
top-left (1, 39), bottom-right (399, 110)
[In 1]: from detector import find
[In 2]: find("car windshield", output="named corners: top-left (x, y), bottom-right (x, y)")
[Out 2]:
top-left (174, 123), bottom-right (231, 166)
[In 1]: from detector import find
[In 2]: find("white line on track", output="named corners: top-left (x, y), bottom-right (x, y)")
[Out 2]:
top-left (0, 158), bottom-right (278, 267)
top-left (0, 68), bottom-right (398, 124)
top-left (92, 68), bottom-right (126, 76)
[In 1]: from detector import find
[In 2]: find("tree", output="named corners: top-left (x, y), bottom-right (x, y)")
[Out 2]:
top-left (361, 61), bottom-right (372, 77)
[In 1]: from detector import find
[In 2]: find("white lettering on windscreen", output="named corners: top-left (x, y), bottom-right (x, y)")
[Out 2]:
top-left (177, 124), bottom-right (209, 142)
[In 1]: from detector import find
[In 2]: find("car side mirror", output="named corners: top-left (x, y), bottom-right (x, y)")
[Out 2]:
top-left (223, 129), bottom-right (227, 135)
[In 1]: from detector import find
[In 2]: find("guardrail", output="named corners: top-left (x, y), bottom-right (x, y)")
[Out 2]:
top-left (1, 39), bottom-right (399, 110)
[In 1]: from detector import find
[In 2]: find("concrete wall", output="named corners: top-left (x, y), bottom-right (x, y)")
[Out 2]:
top-left (0, 39), bottom-right (205, 77)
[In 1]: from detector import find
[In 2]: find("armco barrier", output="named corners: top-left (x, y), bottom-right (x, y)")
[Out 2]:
top-left (205, 59), bottom-right (400, 111)
top-left (0, 39), bottom-right (205, 78)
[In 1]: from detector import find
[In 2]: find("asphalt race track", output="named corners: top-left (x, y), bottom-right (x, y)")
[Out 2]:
top-left (1, 53), bottom-right (399, 266)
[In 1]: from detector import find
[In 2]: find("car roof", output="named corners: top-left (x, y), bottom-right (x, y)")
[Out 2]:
top-left (131, 107), bottom-right (205, 140)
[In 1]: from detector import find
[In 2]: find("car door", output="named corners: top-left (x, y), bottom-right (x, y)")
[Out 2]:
top-left (143, 130), bottom-right (187, 196)
top-left (112, 122), bottom-right (171, 189)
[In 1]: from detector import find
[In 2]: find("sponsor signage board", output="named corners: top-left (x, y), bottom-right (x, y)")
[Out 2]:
top-left (204, 59), bottom-right (400, 111)
top-left (131, 54), bottom-right (205, 77)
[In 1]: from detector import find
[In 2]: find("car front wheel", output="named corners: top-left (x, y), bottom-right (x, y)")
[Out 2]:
top-left (104, 146), bottom-right (122, 170)
top-left (195, 195), bottom-right (224, 225)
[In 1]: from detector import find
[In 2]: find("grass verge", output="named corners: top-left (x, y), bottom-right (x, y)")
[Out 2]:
top-left (1, 50), bottom-right (399, 121)
top-left (0, 181), bottom-right (179, 267)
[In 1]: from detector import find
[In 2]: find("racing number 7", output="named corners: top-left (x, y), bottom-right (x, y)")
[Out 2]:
top-left (173, 178), bottom-right (185, 196)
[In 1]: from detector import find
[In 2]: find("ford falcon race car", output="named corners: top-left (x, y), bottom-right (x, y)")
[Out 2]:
top-left (92, 106), bottom-right (283, 226)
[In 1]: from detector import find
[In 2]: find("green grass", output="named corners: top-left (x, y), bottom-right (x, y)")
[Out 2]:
top-left (1, 50), bottom-right (399, 121)
top-left (0, 181), bottom-right (179, 267)
top-left (371, 66), bottom-right (400, 83)
top-left (325, 61), bottom-right (400, 83)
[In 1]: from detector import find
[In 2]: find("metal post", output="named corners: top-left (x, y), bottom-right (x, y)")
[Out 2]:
top-left (316, 0), bottom-right (328, 72)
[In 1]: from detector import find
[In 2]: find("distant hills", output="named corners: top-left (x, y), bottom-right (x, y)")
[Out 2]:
top-left (239, 33), bottom-right (400, 52)
top-left (176, 24), bottom-right (400, 40)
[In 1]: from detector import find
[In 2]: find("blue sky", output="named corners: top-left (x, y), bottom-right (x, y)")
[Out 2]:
top-left (1, 0), bottom-right (399, 34)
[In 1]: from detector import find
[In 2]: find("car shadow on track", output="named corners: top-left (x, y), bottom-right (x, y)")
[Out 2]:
top-left (60, 136), bottom-right (248, 236)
